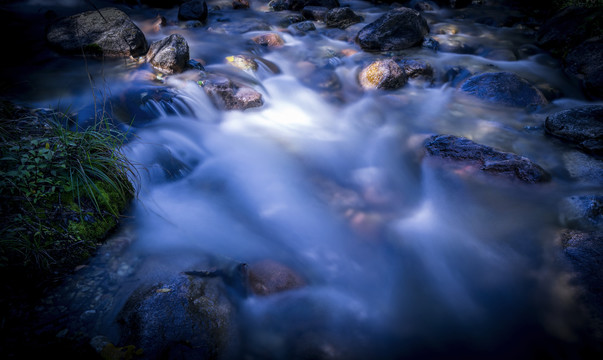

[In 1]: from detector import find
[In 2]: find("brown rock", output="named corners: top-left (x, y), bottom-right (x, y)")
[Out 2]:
top-left (248, 260), bottom-right (306, 296)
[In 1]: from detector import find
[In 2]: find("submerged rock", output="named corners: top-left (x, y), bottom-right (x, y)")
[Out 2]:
top-left (544, 105), bottom-right (603, 156)
top-left (301, 6), bottom-right (328, 21)
top-left (251, 33), bottom-right (285, 48)
top-left (248, 259), bottom-right (307, 296)
top-left (559, 195), bottom-right (603, 231)
top-left (178, 0), bottom-right (208, 22)
top-left (271, 0), bottom-right (339, 12)
top-left (358, 59), bottom-right (407, 90)
top-left (356, 7), bottom-right (429, 52)
top-left (46, 7), bottom-right (148, 57)
top-left (396, 59), bottom-right (434, 80)
top-left (146, 34), bottom-right (190, 74)
top-left (424, 134), bottom-right (550, 183)
top-left (460, 72), bottom-right (548, 108)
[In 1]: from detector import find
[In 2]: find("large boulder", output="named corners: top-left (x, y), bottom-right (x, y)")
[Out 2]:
top-left (564, 37), bottom-right (603, 100)
top-left (424, 134), bottom-right (550, 183)
top-left (46, 7), bottom-right (148, 57)
top-left (537, 6), bottom-right (603, 57)
top-left (356, 7), bottom-right (429, 52)
top-left (544, 105), bottom-right (603, 156)
top-left (358, 59), bottom-right (407, 90)
top-left (146, 34), bottom-right (190, 74)
top-left (178, 0), bottom-right (208, 22)
top-left (117, 274), bottom-right (239, 359)
top-left (459, 72), bottom-right (548, 108)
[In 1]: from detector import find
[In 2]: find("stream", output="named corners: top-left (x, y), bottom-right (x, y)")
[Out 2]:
top-left (2, 0), bottom-right (603, 359)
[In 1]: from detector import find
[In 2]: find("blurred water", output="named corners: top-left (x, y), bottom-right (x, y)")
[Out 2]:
top-left (7, 0), bottom-right (603, 358)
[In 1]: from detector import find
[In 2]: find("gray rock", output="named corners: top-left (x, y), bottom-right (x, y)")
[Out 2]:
top-left (356, 7), bottom-right (429, 52)
top-left (424, 134), bottom-right (550, 183)
top-left (460, 72), bottom-right (548, 108)
top-left (396, 59), bottom-right (433, 80)
top-left (325, 7), bottom-right (363, 29)
top-left (564, 38), bottom-right (603, 100)
top-left (146, 34), bottom-right (190, 74)
top-left (46, 7), bottom-right (148, 57)
top-left (358, 59), bottom-right (407, 90)
top-left (118, 274), bottom-right (239, 360)
top-left (545, 105), bottom-right (603, 156)
top-left (288, 21), bottom-right (317, 36)
top-left (178, 0), bottom-right (208, 22)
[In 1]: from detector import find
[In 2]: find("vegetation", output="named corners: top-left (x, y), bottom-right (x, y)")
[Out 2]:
top-left (0, 100), bottom-right (136, 274)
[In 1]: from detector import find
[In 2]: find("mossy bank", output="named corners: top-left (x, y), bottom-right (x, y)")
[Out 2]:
top-left (0, 99), bottom-right (136, 279)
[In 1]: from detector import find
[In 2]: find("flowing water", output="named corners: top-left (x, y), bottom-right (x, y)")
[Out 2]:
top-left (3, 0), bottom-right (603, 358)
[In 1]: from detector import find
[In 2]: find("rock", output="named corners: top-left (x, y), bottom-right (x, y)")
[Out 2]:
top-left (46, 7), bottom-right (148, 57)
top-left (537, 6), bottom-right (603, 57)
top-left (233, 0), bottom-right (250, 9)
top-left (559, 195), bottom-right (603, 231)
top-left (564, 37), bottom-right (603, 100)
top-left (413, 1), bottom-right (439, 11)
top-left (558, 229), bottom-right (603, 334)
top-left (544, 105), bottom-right (603, 156)
top-left (209, 19), bottom-right (272, 34)
top-left (288, 21), bottom-right (317, 36)
top-left (251, 33), bottom-right (285, 48)
top-left (117, 274), bottom-right (239, 359)
top-left (271, 0), bottom-right (339, 12)
top-left (146, 34), bottom-right (190, 74)
top-left (356, 7), bottom-right (429, 52)
top-left (201, 76), bottom-right (263, 110)
top-left (141, 0), bottom-right (184, 8)
top-left (225, 55), bottom-right (259, 71)
top-left (432, 35), bottom-right (475, 54)
top-left (396, 59), bottom-right (433, 80)
top-left (301, 6), bottom-right (328, 21)
top-left (178, 0), bottom-right (208, 22)
top-left (248, 260), bottom-right (307, 296)
top-left (424, 134), bottom-right (550, 183)
top-left (358, 59), bottom-right (407, 90)
top-left (325, 7), bottom-right (363, 29)
top-left (460, 72), bottom-right (548, 108)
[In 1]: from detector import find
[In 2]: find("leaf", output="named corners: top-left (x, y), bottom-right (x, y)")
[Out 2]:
top-left (156, 288), bottom-right (172, 293)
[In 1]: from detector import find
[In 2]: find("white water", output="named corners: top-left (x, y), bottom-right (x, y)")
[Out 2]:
top-left (6, 0), bottom-right (603, 358)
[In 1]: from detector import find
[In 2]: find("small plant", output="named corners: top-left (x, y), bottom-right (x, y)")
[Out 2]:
top-left (0, 103), bottom-right (137, 271)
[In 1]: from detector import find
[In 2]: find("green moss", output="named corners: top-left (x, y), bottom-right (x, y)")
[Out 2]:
top-left (83, 43), bottom-right (104, 57)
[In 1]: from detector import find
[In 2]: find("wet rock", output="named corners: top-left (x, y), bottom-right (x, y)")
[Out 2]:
top-left (276, 13), bottom-right (306, 27)
top-left (325, 7), bottom-right (363, 29)
top-left (537, 6), bottom-right (603, 58)
top-left (251, 33), bottom-right (285, 48)
top-left (248, 260), bottom-right (307, 296)
top-left (209, 19), bottom-right (272, 34)
top-left (178, 0), bottom-right (208, 22)
top-left (559, 195), bottom-right (603, 231)
top-left (558, 229), bottom-right (603, 333)
top-left (356, 8), bottom-right (430, 52)
top-left (288, 21), bottom-right (317, 36)
top-left (484, 48), bottom-right (517, 61)
top-left (396, 59), bottom-right (433, 80)
top-left (146, 33), bottom-right (190, 74)
top-left (544, 105), bottom-right (603, 156)
top-left (302, 6), bottom-right (328, 21)
top-left (271, 0), bottom-right (339, 12)
top-left (140, 0), bottom-right (184, 8)
top-left (46, 7), bottom-right (148, 57)
top-left (202, 76), bottom-right (263, 110)
top-left (358, 59), bottom-right (407, 90)
top-left (564, 37), bottom-right (603, 100)
top-left (413, 1), bottom-right (439, 11)
top-left (424, 134), bottom-right (550, 183)
top-left (460, 72), bottom-right (548, 108)
top-left (117, 274), bottom-right (239, 360)
top-left (233, 0), bottom-right (250, 9)
top-left (225, 55), bottom-right (258, 71)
